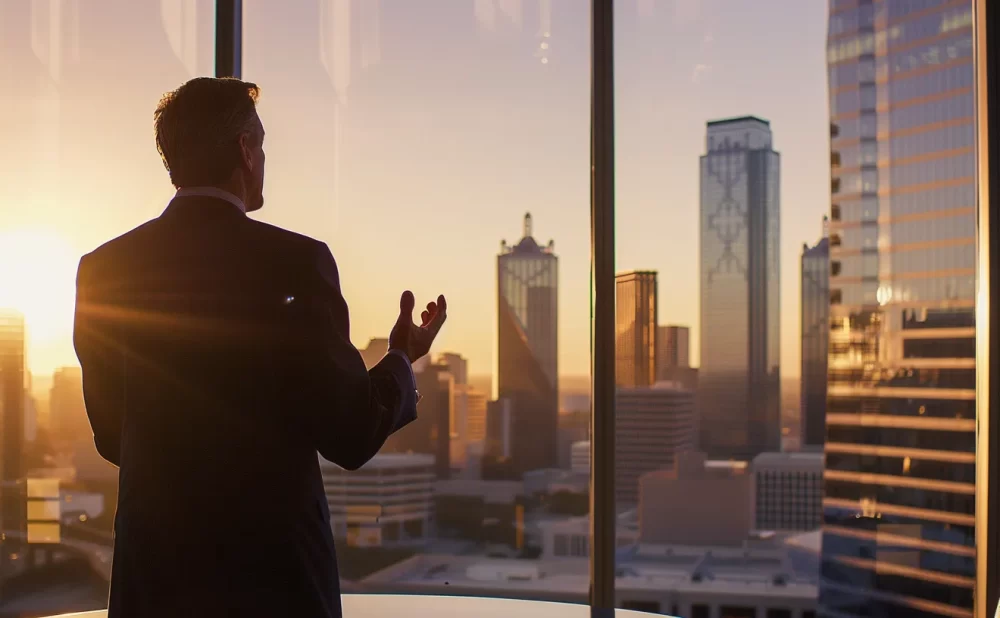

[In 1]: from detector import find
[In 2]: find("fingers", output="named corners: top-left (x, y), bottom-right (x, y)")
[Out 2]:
top-left (427, 294), bottom-right (447, 335)
top-left (421, 310), bottom-right (430, 325)
top-left (397, 290), bottom-right (415, 326)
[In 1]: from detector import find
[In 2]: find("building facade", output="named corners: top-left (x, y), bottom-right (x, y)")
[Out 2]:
top-left (615, 270), bottom-right (658, 388)
top-left (639, 452), bottom-right (753, 546)
top-left (450, 383), bottom-right (488, 469)
top-left (699, 116), bottom-right (781, 460)
top-left (320, 453), bottom-right (434, 548)
top-left (616, 384), bottom-right (697, 507)
top-left (801, 234), bottom-right (830, 448)
top-left (0, 310), bottom-right (26, 541)
top-left (821, 2), bottom-right (976, 617)
top-left (752, 452), bottom-right (823, 532)
top-left (496, 213), bottom-right (558, 476)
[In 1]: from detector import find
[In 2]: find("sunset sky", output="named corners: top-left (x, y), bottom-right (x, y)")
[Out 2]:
top-left (0, 0), bottom-right (829, 380)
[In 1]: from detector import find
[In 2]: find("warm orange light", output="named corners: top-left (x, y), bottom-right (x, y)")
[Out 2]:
top-left (0, 228), bottom-right (78, 345)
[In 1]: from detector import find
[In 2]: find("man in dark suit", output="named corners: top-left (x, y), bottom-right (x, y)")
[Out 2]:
top-left (73, 77), bottom-right (446, 618)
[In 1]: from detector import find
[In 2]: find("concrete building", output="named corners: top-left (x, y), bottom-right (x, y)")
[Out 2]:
top-left (639, 451), bottom-right (754, 546)
top-left (800, 231), bottom-right (829, 448)
top-left (699, 116), bottom-right (781, 459)
top-left (320, 453), bottom-right (434, 548)
top-left (496, 213), bottom-right (558, 476)
top-left (615, 270), bottom-right (658, 388)
top-left (752, 452), bottom-right (823, 532)
top-left (822, 3), bottom-right (977, 616)
top-left (616, 384), bottom-right (697, 507)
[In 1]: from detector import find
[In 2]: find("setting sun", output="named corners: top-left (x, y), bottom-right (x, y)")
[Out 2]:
top-left (0, 228), bottom-right (79, 354)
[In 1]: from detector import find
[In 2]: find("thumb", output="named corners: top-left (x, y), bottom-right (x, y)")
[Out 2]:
top-left (398, 290), bottom-right (415, 325)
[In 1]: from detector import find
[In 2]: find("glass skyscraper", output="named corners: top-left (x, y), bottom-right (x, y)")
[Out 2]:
top-left (615, 270), bottom-right (658, 388)
top-left (699, 116), bottom-right (781, 460)
top-left (493, 213), bottom-right (558, 476)
top-left (802, 231), bottom-right (830, 448)
top-left (821, 1), bottom-right (976, 617)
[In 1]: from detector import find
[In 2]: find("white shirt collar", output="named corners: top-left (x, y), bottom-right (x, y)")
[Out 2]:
top-left (174, 187), bottom-right (246, 214)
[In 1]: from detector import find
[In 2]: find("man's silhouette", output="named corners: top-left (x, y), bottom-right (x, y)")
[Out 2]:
top-left (73, 77), bottom-right (446, 618)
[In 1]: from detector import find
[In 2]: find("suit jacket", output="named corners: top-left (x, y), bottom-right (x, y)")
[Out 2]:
top-left (73, 195), bottom-right (417, 618)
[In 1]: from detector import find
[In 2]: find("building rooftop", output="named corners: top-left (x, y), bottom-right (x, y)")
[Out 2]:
top-left (706, 115), bottom-right (770, 127)
top-left (321, 453), bottom-right (435, 471)
top-left (751, 451), bottom-right (824, 469)
top-left (363, 535), bottom-right (819, 601)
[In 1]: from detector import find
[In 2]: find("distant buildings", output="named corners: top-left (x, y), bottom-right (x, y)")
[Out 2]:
top-left (639, 451), bottom-right (754, 546)
top-left (656, 325), bottom-right (698, 392)
top-left (616, 384), bottom-right (696, 507)
top-left (657, 325), bottom-right (689, 371)
top-left (383, 362), bottom-right (453, 480)
top-left (570, 440), bottom-right (589, 475)
top-left (320, 453), bottom-right (434, 548)
top-left (50, 366), bottom-right (88, 444)
top-left (450, 384), bottom-right (487, 470)
top-left (0, 310), bottom-right (26, 540)
top-left (496, 213), bottom-right (558, 476)
top-left (800, 231), bottom-right (829, 448)
top-left (752, 451), bottom-right (823, 532)
top-left (615, 270), bottom-right (658, 388)
top-left (699, 116), bottom-right (781, 460)
top-left (358, 338), bottom-right (389, 370)
top-left (440, 352), bottom-right (468, 386)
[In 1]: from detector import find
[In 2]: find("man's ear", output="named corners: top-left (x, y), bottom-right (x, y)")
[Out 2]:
top-left (238, 131), bottom-right (254, 171)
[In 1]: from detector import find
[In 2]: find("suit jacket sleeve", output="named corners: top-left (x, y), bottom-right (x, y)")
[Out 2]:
top-left (73, 254), bottom-right (125, 467)
top-left (294, 242), bottom-right (417, 470)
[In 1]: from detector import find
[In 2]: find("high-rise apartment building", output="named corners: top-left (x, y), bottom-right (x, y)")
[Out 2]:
top-left (801, 231), bottom-right (830, 448)
top-left (616, 384), bottom-right (696, 507)
top-left (0, 311), bottom-right (26, 540)
top-left (615, 271), bottom-right (658, 388)
top-left (496, 213), bottom-right (558, 476)
top-left (821, 3), bottom-right (976, 617)
top-left (699, 116), bottom-right (781, 459)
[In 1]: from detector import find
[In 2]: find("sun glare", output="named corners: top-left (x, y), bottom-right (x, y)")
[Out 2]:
top-left (0, 228), bottom-right (79, 347)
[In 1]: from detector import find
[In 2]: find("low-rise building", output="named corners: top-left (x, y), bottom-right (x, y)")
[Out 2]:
top-left (320, 453), bottom-right (434, 548)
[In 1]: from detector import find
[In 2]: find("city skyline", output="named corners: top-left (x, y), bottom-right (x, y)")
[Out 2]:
top-left (0, 0), bottom-right (830, 379)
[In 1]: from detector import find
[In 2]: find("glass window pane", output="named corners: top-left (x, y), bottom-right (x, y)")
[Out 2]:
top-left (242, 0), bottom-right (589, 601)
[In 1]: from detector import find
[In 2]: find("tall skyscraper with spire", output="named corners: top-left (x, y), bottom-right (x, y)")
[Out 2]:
top-left (699, 116), bottom-right (781, 460)
top-left (493, 213), bottom-right (558, 476)
top-left (821, 2), bottom-right (976, 617)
